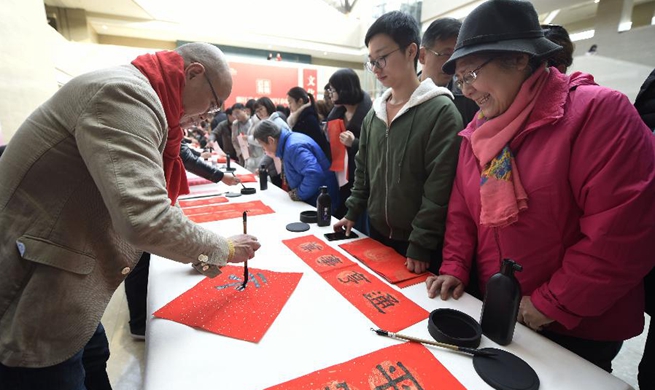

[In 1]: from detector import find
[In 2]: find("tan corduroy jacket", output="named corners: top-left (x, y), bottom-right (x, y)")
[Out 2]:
top-left (0, 65), bottom-right (229, 368)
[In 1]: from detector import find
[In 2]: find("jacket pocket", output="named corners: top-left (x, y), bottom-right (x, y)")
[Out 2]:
top-left (16, 235), bottom-right (96, 275)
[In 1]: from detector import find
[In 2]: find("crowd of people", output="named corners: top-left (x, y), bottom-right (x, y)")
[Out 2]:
top-left (0, 0), bottom-right (654, 389)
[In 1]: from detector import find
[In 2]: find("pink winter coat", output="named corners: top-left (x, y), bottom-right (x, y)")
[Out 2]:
top-left (440, 68), bottom-right (655, 341)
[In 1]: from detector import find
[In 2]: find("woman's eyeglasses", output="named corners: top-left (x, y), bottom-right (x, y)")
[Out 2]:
top-left (453, 57), bottom-right (495, 90)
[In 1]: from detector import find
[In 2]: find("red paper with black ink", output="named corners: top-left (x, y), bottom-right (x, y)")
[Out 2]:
top-left (183, 200), bottom-right (274, 223)
top-left (283, 236), bottom-right (428, 332)
top-left (339, 238), bottom-right (432, 288)
top-left (153, 266), bottom-right (302, 343)
top-left (264, 342), bottom-right (465, 390)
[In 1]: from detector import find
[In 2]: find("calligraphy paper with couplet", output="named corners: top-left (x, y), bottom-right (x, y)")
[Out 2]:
top-left (264, 342), bottom-right (466, 390)
top-left (283, 236), bottom-right (428, 332)
top-left (339, 238), bottom-right (433, 288)
top-left (182, 200), bottom-right (274, 223)
top-left (153, 266), bottom-right (302, 343)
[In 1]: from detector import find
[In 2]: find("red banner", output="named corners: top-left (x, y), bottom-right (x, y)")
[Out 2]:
top-left (227, 62), bottom-right (299, 107)
top-left (283, 235), bottom-right (428, 332)
top-left (183, 200), bottom-right (274, 223)
top-left (340, 238), bottom-right (433, 288)
top-left (302, 68), bottom-right (318, 97)
top-left (265, 342), bottom-right (465, 390)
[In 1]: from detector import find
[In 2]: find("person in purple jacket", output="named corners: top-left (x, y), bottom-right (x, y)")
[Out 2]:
top-left (426, 0), bottom-right (655, 373)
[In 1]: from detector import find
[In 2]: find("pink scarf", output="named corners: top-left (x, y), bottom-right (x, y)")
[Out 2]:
top-left (471, 66), bottom-right (549, 228)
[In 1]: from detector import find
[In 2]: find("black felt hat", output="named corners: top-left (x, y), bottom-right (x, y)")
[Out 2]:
top-left (442, 0), bottom-right (562, 74)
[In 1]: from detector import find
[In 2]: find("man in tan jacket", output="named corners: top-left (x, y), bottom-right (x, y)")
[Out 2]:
top-left (0, 42), bottom-right (260, 389)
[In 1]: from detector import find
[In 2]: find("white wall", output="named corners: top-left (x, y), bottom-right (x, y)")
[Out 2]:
top-left (569, 55), bottom-right (653, 103)
top-left (0, 0), bottom-right (58, 141)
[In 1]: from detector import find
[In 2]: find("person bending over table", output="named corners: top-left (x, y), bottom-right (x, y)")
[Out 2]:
top-left (333, 10), bottom-right (462, 275)
top-left (426, 0), bottom-right (655, 373)
top-left (253, 119), bottom-right (338, 210)
top-left (0, 42), bottom-right (261, 390)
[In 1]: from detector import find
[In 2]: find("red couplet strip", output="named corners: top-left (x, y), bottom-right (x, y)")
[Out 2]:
top-left (187, 176), bottom-right (214, 186)
top-left (178, 196), bottom-right (229, 208)
top-left (264, 342), bottom-right (465, 390)
top-left (153, 266), bottom-right (302, 343)
top-left (184, 200), bottom-right (274, 223)
top-left (339, 238), bottom-right (433, 288)
top-left (283, 236), bottom-right (428, 332)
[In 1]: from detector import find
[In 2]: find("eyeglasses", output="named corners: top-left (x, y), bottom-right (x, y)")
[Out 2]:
top-left (365, 47), bottom-right (402, 72)
top-left (325, 87), bottom-right (333, 94)
top-left (203, 72), bottom-right (221, 114)
top-left (424, 47), bottom-right (453, 58)
top-left (453, 57), bottom-right (495, 90)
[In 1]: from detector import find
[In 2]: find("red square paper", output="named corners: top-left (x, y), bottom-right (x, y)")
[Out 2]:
top-left (153, 266), bottom-right (302, 342)
top-left (265, 342), bottom-right (465, 389)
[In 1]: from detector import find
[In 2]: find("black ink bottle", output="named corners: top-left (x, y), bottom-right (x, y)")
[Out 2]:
top-left (259, 164), bottom-right (268, 191)
top-left (480, 258), bottom-right (523, 346)
top-left (316, 186), bottom-right (331, 227)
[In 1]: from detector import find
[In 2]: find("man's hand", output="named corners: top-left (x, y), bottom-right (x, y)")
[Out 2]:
top-left (333, 218), bottom-right (356, 236)
top-left (339, 131), bottom-right (356, 147)
top-left (406, 258), bottom-right (428, 274)
top-left (426, 275), bottom-right (464, 300)
top-left (227, 234), bottom-right (261, 263)
top-left (517, 296), bottom-right (554, 331)
top-left (200, 151), bottom-right (212, 160)
top-left (221, 175), bottom-right (240, 186)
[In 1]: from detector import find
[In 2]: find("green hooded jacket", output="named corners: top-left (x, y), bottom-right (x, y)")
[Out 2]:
top-left (345, 78), bottom-right (462, 263)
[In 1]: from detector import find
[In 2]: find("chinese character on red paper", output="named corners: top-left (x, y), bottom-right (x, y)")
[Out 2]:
top-left (364, 291), bottom-right (399, 314)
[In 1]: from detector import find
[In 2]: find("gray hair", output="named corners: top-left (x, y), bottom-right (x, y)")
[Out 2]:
top-left (252, 119), bottom-right (282, 143)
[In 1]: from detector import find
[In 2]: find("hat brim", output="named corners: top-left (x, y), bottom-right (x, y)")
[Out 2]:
top-left (442, 37), bottom-right (562, 74)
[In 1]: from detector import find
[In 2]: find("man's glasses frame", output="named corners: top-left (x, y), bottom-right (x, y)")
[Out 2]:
top-left (424, 47), bottom-right (452, 58)
top-left (203, 72), bottom-right (221, 114)
top-left (364, 47), bottom-right (402, 72)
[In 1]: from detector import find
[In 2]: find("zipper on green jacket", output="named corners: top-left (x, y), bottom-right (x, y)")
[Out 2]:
top-left (385, 126), bottom-right (393, 239)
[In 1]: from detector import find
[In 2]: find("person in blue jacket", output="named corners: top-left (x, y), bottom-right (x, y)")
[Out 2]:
top-left (253, 119), bottom-right (338, 210)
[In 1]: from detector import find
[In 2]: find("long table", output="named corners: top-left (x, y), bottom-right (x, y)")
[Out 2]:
top-left (144, 165), bottom-right (633, 390)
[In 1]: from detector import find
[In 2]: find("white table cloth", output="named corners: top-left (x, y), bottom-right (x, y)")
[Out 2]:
top-left (144, 164), bottom-right (633, 390)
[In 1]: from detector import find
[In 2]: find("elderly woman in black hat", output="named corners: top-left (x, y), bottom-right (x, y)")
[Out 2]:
top-left (426, 0), bottom-right (655, 372)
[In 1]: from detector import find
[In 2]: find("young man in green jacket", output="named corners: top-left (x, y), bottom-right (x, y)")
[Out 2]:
top-left (334, 11), bottom-right (462, 274)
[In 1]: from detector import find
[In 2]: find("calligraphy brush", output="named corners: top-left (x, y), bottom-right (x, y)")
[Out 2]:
top-left (231, 171), bottom-right (247, 190)
top-left (239, 211), bottom-right (249, 290)
top-left (371, 328), bottom-right (495, 357)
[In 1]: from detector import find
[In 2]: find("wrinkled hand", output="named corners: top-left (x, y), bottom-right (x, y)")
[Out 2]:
top-left (339, 131), bottom-right (355, 147)
top-left (221, 175), bottom-right (240, 186)
top-left (406, 258), bottom-right (428, 274)
top-left (333, 218), bottom-right (356, 236)
top-left (426, 275), bottom-right (464, 300)
top-left (227, 234), bottom-right (261, 263)
top-left (517, 296), bottom-right (553, 331)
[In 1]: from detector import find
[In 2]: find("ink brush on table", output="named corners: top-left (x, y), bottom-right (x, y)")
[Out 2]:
top-left (371, 328), bottom-right (495, 357)
top-left (237, 211), bottom-right (249, 291)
